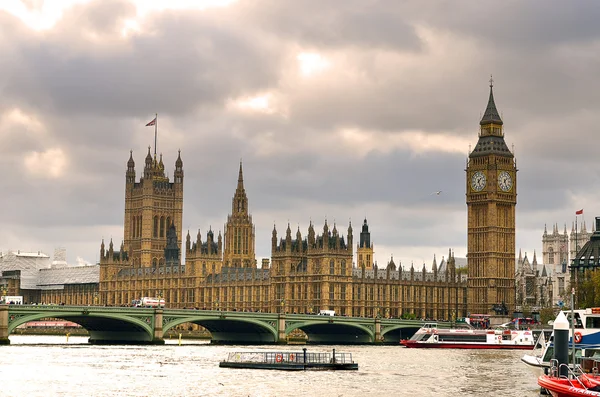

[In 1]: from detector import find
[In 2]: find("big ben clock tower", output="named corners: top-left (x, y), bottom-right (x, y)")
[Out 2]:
top-left (466, 78), bottom-right (517, 316)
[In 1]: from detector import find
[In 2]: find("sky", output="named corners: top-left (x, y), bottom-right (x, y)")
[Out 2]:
top-left (1, 0), bottom-right (599, 268)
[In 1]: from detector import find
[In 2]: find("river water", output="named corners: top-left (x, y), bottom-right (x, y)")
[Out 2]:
top-left (1, 335), bottom-right (541, 397)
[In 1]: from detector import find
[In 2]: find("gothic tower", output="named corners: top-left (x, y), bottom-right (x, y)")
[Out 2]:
top-left (123, 148), bottom-right (184, 267)
top-left (357, 218), bottom-right (374, 270)
top-left (466, 79), bottom-right (517, 315)
top-left (223, 162), bottom-right (256, 268)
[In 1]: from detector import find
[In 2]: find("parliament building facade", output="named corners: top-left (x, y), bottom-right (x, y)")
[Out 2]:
top-left (2, 82), bottom-right (518, 321)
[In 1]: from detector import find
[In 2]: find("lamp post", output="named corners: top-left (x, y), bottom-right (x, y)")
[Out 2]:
top-left (0, 285), bottom-right (6, 304)
top-left (93, 292), bottom-right (99, 306)
top-left (280, 299), bottom-right (285, 314)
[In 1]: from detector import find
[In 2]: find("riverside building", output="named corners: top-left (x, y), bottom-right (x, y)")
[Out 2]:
top-left (1, 82), bottom-right (519, 320)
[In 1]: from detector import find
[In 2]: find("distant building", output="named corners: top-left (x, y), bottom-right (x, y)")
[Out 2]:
top-left (515, 250), bottom-right (552, 311)
top-left (0, 248), bottom-right (99, 304)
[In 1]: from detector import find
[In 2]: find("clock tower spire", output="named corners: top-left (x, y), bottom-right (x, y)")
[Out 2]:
top-left (466, 77), bottom-right (517, 317)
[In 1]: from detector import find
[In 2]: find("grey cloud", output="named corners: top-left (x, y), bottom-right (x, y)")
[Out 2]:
top-left (1, 0), bottom-right (599, 264)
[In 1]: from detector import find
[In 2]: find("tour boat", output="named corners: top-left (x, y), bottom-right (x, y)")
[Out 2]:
top-left (522, 308), bottom-right (600, 377)
top-left (400, 322), bottom-right (535, 349)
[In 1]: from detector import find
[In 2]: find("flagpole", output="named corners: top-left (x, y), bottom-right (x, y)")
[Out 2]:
top-left (575, 212), bottom-right (579, 308)
top-left (154, 113), bottom-right (158, 159)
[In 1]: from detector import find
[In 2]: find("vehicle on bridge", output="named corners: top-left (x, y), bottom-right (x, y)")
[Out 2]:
top-left (132, 297), bottom-right (165, 308)
top-left (1, 296), bottom-right (23, 304)
top-left (318, 310), bottom-right (335, 316)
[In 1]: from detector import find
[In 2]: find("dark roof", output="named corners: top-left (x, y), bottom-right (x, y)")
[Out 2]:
top-left (571, 217), bottom-right (600, 269)
top-left (469, 135), bottom-right (513, 158)
top-left (480, 85), bottom-right (503, 126)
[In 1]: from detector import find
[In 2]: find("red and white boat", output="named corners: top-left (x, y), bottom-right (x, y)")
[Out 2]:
top-left (538, 364), bottom-right (600, 397)
top-left (400, 322), bottom-right (535, 349)
top-left (538, 375), bottom-right (600, 397)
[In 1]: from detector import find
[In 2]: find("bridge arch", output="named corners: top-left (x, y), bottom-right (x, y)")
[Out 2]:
top-left (380, 324), bottom-right (421, 344)
top-left (7, 308), bottom-right (155, 344)
top-left (285, 320), bottom-right (375, 344)
top-left (163, 315), bottom-right (278, 344)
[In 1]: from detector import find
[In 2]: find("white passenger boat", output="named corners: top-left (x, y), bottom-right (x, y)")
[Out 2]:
top-left (521, 308), bottom-right (600, 376)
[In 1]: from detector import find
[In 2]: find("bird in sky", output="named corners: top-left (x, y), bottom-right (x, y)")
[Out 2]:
top-left (431, 191), bottom-right (442, 195)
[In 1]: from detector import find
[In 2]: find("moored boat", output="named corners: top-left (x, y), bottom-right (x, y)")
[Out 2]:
top-left (522, 308), bottom-right (600, 377)
top-left (400, 322), bottom-right (535, 349)
top-left (538, 363), bottom-right (600, 397)
top-left (219, 348), bottom-right (358, 371)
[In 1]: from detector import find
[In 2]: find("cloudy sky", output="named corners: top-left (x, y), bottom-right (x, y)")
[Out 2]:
top-left (1, 0), bottom-right (599, 268)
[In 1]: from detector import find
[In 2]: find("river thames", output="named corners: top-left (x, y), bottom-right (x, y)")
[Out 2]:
top-left (1, 335), bottom-right (540, 396)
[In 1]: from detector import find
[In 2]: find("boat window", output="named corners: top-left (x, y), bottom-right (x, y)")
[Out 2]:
top-left (574, 313), bottom-right (584, 328)
top-left (586, 316), bottom-right (600, 329)
top-left (568, 313), bottom-right (584, 328)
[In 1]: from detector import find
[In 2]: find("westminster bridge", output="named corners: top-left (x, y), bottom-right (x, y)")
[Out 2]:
top-left (0, 305), bottom-right (452, 345)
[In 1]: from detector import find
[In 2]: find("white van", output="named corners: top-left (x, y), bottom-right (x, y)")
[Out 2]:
top-left (318, 310), bottom-right (335, 316)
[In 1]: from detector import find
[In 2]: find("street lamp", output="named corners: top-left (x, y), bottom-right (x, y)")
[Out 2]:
top-left (0, 285), bottom-right (6, 304)
top-left (280, 299), bottom-right (285, 314)
top-left (93, 292), bottom-right (99, 306)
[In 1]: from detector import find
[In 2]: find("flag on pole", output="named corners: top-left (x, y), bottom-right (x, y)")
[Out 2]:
top-left (145, 117), bottom-right (156, 126)
top-left (576, 209), bottom-right (583, 215)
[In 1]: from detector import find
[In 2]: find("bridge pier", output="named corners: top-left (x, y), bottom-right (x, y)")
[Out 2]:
top-left (374, 318), bottom-right (382, 344)
top-left (277, 314), bottom-right (286, 344)
top-left (0, 305), bottom-right (9, 345)
top-left (152, 309), bottom-right (165, 344)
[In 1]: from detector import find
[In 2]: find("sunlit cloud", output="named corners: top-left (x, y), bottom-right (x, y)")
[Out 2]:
top-left (297, 52), bottom-right (331, 76)
top-left (24, 148), bottom-right (68, 179)
top-left (339, 128), bottom-right (472, 157)
top-left (0, 0), bottom-right (92, 31)
top-left (1, 0), bottom-right (238, 31)
top-left (6, 108), bottom-right (45, 131)
top-left (121, 18), bottom-right (141, 37)
top-left (130, 0), bottom-right (238, 16)
top-left (228, 93), bottom-right (286, 116)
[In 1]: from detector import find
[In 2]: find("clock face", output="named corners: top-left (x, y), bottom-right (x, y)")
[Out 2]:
top-left (498, 171), bottom-right (513, 192)
top-left (471, 171), bottom-right (486, 192)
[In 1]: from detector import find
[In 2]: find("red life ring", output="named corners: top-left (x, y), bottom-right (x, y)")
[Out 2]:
top-left (574, 332), bottom-right (583, 344)
top-left (276, 354), bottom-right (283, 362)
top-left (290, 354), bottom-right (295, 361)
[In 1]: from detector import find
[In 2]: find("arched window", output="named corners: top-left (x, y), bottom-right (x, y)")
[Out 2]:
top-left (341, 260), bottom-right (346, 276)
top-left (153, 216), bottom-right (159, 238)
top-left (167, 217), bottom-right (171, 228)
top-left (548, 247), bottom-right (554, 264)
top-left (160, 216), bottom-right (165, 237)
top-left (152, 258), bottom-right (158, 267)
top-left (330, 260), bottom-right (335, 275)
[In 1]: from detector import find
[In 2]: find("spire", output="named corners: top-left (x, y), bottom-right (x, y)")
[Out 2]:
top-left (532, 250), bottom-right (537, 265)
top-left (176, 149), bottom-right (183, 168)
top-left (237, 161), bottom-right (244, 190)
top-left (544, 224), bottom-right (547, 236)
top-left (127, 150), bottom-right (135, 168)
top-left (231, 161), bottom-right (248, 216)
top-left (480, 75), bottom-right (503, 126)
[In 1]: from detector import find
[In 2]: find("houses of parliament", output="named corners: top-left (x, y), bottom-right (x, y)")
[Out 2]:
top-left (6, 82), bottom-right (517, 320)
